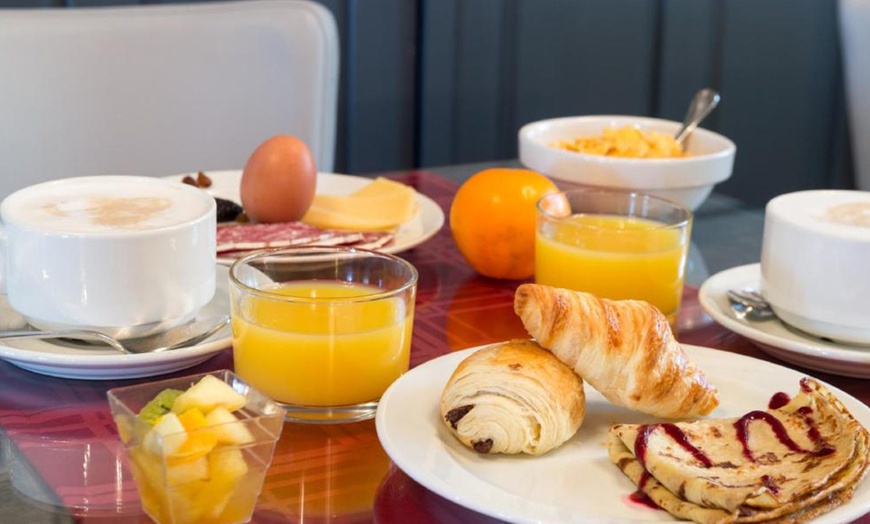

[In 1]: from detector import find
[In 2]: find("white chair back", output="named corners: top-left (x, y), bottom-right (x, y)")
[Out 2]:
top-left (841, 0), bottom-right (870, 190)
top-left (0, 0), bottom-right (338, 199)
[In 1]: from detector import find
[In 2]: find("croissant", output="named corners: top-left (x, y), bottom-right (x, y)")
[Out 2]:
top-left (513, 283), bottom-right (718, 418)
top-left (440, 339), bottom-right (586, 455)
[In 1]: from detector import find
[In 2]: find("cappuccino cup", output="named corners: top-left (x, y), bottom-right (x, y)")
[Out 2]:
top-left (760, 190), bottom-right (870, 345)
top-left (0, 176), bottom-right (216, 339)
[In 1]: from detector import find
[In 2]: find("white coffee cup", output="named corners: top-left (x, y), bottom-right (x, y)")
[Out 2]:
top-left (760, 189), bottom-right (870, 345)
top-left (0, 175), bottom-right (216, 338)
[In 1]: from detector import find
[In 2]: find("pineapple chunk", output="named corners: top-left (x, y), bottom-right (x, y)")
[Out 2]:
top-left (205, 407), bottom-right (255, 445)
top-left (166, 455), bottom-right (209, 486)
top-left (166, 483), bottom-right (206, 524)
top-left (195, 447), bottom-right (250, 519)
top-left (209, 446), bottom-right (249, 480)
top-left (196, 476), bottom-right (238, 520)
top-left (131, 447), bottom-right (165, 492)
top-left (171, 375), bottom-right (247, 414)
top-left (143, 412), bottom-right (187, 457)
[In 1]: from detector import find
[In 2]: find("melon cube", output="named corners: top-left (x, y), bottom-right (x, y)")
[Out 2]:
top-left (143, 412), bottom-right (187, 457)
top-left (209, 446), bottom-right (249, 480)
top-left (193, 448), bottom-right (250, 519)
top-left (166, 455), bottom-right (209, 486)
top-left (171, 375), bottom-right (247, 414)
top-left (205, 406), bottom-right (255, 445)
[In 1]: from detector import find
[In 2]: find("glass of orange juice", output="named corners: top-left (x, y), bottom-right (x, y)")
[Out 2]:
top-left (535, 189), bottom-right (692, 323)
top-left (229, 246), bottom-right (417, 424)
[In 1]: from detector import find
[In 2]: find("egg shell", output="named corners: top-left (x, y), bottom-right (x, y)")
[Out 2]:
top-left (240, 135), bottom-right (317, 223)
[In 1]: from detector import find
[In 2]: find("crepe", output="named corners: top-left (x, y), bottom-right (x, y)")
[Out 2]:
top-left (440, 339), bottom-right (586, 455)
top-left (607, 378), bottom-right (870, 523)
top-left (514, 283), bottom-right (718, 418)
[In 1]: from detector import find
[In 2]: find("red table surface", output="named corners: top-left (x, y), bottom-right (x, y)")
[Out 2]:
top-left (0, 170), bottom-right (868, 523)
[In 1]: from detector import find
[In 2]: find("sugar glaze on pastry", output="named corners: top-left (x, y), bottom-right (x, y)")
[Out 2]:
top-left (440, 339), bottom-right (586, 455)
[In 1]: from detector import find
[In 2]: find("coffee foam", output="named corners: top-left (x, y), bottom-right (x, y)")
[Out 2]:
top-left (4, 177), bottom-right (211, 233)
top-left (769, 190), bottom-right (870, 238)
top-left (824, 202), bottom-right (870, 228)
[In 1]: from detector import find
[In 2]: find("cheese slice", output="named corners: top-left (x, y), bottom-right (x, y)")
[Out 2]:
top-left (302, 177), bottom-right (417, 231)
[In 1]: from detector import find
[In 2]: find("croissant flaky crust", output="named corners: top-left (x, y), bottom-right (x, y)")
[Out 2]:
top-left (440, 339), bottom-right (586, 455)
top-left (514, 283), bottom-right (718, 418)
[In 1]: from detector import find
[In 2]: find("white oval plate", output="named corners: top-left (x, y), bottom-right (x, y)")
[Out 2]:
top-left (376, 344), bottom-right (870, 523)
top-left (166, 171), bottom-right (445, 263)
top-left (699, 263), bottom-right (870, 378)
top-left (0, 266), bottom-right (231, 380)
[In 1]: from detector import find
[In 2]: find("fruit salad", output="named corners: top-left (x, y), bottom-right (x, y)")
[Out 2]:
top-left (108, 371), bottom-right (285, 524)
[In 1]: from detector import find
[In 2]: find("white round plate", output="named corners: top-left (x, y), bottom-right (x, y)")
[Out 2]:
top-left (376, 344), bottom-right (870, 523)
top-left (166, 171), bottom-right (445, 263)
top-left (699, 263), bottom-right (870, 378)
top-left (0, 266), bottom-right (231, 380)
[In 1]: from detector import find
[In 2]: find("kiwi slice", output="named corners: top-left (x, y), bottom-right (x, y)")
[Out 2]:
top-left (138, 388), bottom-right (184, 426)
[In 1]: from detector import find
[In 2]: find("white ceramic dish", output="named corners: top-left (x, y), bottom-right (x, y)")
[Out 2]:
top-left (518, 115), bottom-right (736, 210)
top-left (166, 171), bottom-right (445, 262)
top-left (699, 263), bottom-right (870, 378)
top-left (0, 266), bottom-right (231, 380)
top-left (0, 176), bottom-right (216, 337)
top-left (761, 190), bottom-right (870, 345)
top-left (376, 344), bottom-right (870, 523)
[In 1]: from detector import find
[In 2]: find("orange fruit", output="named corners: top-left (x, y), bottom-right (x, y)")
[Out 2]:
top-left (450, 168), bottom-right (559, 279)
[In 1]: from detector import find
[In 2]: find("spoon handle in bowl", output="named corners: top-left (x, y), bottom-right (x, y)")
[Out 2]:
top-left (675, 88), bottom-right (721, 147)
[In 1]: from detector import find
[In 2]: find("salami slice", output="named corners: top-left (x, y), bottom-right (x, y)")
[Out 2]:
top-left (216, 221), bottom-right (394, 256)
top-left (352, 232), bottom-right (396, 250)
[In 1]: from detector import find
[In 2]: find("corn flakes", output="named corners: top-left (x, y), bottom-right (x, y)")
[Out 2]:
top-left (554, 125), bottom-right (687, 158)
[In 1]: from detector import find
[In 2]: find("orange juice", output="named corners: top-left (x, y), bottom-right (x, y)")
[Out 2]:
top-left (232, 281), bottom-right (413, 407)
top-left (535, 214), bottom-right (688, 318)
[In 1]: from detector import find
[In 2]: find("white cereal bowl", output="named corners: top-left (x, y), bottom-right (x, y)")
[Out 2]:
top-left (518, 115), bottom-right (737, 210)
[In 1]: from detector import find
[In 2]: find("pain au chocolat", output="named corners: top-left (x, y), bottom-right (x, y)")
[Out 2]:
top-left (607, 378), bottom-right (870, 523)
top-left (514, 283), bottom-right (718, 418)
top-left (440, 339), bottom-right (586, 456)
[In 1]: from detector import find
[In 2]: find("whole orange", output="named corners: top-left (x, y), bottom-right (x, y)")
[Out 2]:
top-left (450, 168), bottom-right (559, 279)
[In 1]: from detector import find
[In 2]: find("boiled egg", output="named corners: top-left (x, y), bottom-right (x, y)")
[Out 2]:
top-left (240, 135), bottom-right (317, 223)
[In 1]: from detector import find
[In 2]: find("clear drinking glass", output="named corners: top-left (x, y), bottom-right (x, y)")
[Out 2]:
top-left (535, 189), bottom-right (693, 324)
top-left (229, 246), bottom-right (418, 424)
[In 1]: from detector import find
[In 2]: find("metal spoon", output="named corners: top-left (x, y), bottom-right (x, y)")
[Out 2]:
top-left (674, 88), bottom-right (721, 149)
top-left (0, 315), bottom-right (230, 354)
top-left (726, 289), bottom-right (776, 321)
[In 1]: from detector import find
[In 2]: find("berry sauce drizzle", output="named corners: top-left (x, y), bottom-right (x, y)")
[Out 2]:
top-left (768, 392), bottom-right (791, 410)
top-left (734, 411), bottom-right (807, 461)
top-left (634, 424), bottom-right (712, 469)
top-left (628, 472), bottom-right (659, 509)
top-left (627, 380), bottom-right (836, 510)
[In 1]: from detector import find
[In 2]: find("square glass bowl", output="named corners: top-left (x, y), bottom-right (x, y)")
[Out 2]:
top-left (107, 370), bottom-right (286, 524)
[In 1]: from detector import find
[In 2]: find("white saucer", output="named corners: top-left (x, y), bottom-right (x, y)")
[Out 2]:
top-left (166, 171), bottom-right (445, 263)
top-left (0, 266), bottom-right (231, 380)
top-left (699, 263), bottom-right (870, 378)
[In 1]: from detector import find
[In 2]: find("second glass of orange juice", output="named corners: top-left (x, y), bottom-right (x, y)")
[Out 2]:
top-left (535, 189), bottom-right (692, 323)
top-left (229, 246), bottom-right (417, 423)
